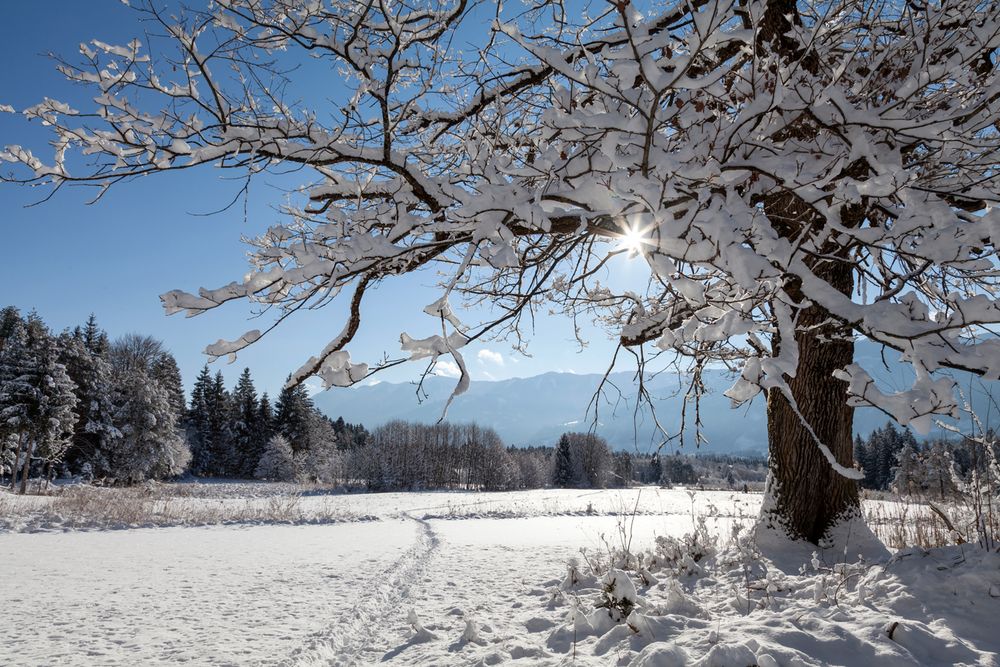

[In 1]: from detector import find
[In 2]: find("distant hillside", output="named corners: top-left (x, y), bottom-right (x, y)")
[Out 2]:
top-left (312, 341), bottom-right (999, 454)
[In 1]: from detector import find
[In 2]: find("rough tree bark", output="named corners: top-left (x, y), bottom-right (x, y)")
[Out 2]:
top-left (759, 187), bottom-right (866, 541)
top-left (753, 0), bottom-right (863, 543)
top-left (764, 305), bottom-right (859, 543)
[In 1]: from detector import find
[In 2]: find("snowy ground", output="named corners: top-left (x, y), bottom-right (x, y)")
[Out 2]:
top-left (1, 485), bottom-right (998, 666)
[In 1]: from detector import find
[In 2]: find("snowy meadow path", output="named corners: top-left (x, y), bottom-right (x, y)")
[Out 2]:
top-left (1, 487), bottom-right (745, 666)
top-left (4, 487), bottom-right (996, 666)
top-left (287, 513), bottom-right (442, 667)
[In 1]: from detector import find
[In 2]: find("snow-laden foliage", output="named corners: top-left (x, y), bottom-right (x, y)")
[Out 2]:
top-left (255, 434), bottom-right (297, 482)
top-left (0, 313), bottom-right (78, 492)
top-left (5, 0), bottom-right (1000, 432)
top-left (105, 365), bottom-right (191, 483)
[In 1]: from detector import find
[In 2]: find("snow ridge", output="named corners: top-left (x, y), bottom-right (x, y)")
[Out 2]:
top-left (285, 514), bottom-right (440, 667)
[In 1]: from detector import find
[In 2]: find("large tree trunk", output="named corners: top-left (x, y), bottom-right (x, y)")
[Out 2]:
top-left (761, 191), bottom-right (864, 543)
top-left (763, 305), bottom-right (859, 543)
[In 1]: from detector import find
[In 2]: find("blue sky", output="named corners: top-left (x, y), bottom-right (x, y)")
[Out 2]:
top-left (0, 1), bottom-right (639, 401)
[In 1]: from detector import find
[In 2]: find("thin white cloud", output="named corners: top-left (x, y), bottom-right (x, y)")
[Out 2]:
top-left (477, 349), bottom-right (504, 366)
top-left (434, 360), bottom-right (463, 378)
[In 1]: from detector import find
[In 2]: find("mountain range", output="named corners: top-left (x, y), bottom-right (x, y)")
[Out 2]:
top-left (312, 341), bottom-right (999, 455)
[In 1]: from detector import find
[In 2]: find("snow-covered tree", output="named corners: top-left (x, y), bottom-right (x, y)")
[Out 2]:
top-left (9, 0), bottom-right (1000, 543)
top-left (255, 434), bottom-right (297, 482)
top-left (206, 370), bottom-right (235, 475)
top-left (479, 440), bottom-right (517, 492)
top-left (515, 448), bottom-right (551, 490)
top-left (855, 422), bottom-right (918, 490)
top-left (151, 352), bottom-right (186, 425)
top-left (892, 443), bottom-right (922, 496)
top-left (274, 377), bottom-right (315, 453)
top-left (0, 306), bottom-right (22, 354)
top-left (105, 365), bottom-right (190, 483)
top-left (186, 365), bottom-right (213, 474)
top-left (0, 314), bottom-right (77, 492)
top-left (80, 314), bottom-right (109, 358)
top-left (0, 307), bottom-right (24, 480)
top-left (552, 435), bottom-right (574, 489)
top-left (922, 440), bottom-right (961, 500)
top-left (57, 329), bottom-right (117, 475)
top-left (186, 366), bottom-right (234, 476)
top-left (230, 367), bottom-right (262, 478)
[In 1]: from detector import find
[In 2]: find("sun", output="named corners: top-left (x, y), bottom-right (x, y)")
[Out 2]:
top-left (618, 225), bottom-right (648, 256)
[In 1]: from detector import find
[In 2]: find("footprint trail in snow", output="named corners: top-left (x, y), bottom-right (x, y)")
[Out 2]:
top-left (285, 513), bottom-right (439, 667)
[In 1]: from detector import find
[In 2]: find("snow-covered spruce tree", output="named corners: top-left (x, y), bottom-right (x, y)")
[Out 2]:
top-left (6, 0), bottom-right (1000, 544)
top-left (186, 365), bottom-right (214, 475)
top-left (256, 392), bottom-right (275, 454)
top-left (230, 367), bottom-right (263, 478)
top-left (206, 370), bottom-right (235, 475)
top-left (0, 314), bottom-right (77, 493)
top-left (106, 364), bottom-right (191, 483)
top-left (185, 366), bottom-right (234, 476)
top-left (57, 329), bottom-right (118, 475)
top-left (0, 307), bottom-right (24, 481)
top-left (274, 377), bottom-right (315, 453)
top-left (553, 435), bottom-right (574, 489)
top-left (151, 352), bottom-right (187, 427)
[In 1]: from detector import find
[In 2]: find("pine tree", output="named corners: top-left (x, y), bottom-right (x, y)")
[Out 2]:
top-left (0, 307), bottom-right (23, 480)
top-left (186, 365), bottom-right (214, 475)
top-left (0, 306), bottom-right (22, 355)
top-left (151, 352), bottom-right (185, 425)
top-left (255, 390), bottom-right (275, 465)
top-left (0, 313), bottom-right (77, 493)
top-left (230, 367), bottom-right (261, 478)
top-left (552, 434), bottom-right (573, 488)
top-left (332, 416), bottom-right (369, 451)
top-left (81, 313), bottom-right (109, 357)
top-left (274, 376), bottom-right (314, 452)
top-left (57, 332), bottom-right (117, 475)
top-left (205, 370), bottom-right (234, 476)
top-left (106, 366), bottom-right (191, 482)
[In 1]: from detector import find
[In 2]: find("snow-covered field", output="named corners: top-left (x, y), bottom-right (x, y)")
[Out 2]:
top-left (2, 485), bottom-right (998, 666)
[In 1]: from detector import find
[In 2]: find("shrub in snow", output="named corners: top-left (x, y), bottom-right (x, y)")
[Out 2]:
top-left (254, 435), bottom-right (297, 482)
top-left (596, 568), bottom-right (639, 623)
top-left (648, 517), bottom-right (719, 577)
